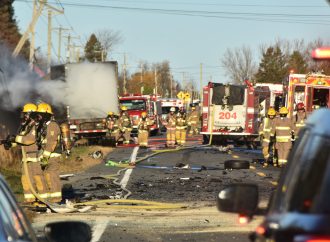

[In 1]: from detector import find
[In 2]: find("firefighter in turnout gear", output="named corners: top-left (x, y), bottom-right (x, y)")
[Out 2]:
top-left (10, 103), bottom-right (48, 203)
top-left (165, 107), bottom-right (176, 147)
top-left (118, 106), bottom-right (132, 145)
top-left (176, 108), bottom-right (188, 146)
top-left (106, 111), bottom-right (120, 146)
top-left (259, 107), bottom-right (276, 167)
top-left (271, 106), bottom-right (294, 167)
top-left (292, 102), bottom-right (307, 140)
top-left (187, 105), bottom-right (199, 136)
top-left (137, 112), bottom-right (152, 148)
top-left (35, 103), bottom-right (62, 203)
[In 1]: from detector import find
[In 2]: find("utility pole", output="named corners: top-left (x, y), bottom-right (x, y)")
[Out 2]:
top-left (53, 26), bottom-right (70, 63)
top-left (13, 0), bottom-right (46, 58)
top-left (154, 68), bottom-right (158, 95)
top-left (200, 63), bottom-right (203, 103)
top-left (170, 75), bottom-right (173, 98)
top-left (29, 0), bottom-right (37, 69)
top-left (46, 5), bottom-right (63, 72)
top-left (182, 72), bottom-right (186, 92)
top-left (71, 44), bottom-right (83, 63)
top-left (123, 53), bottom-right (127, 94)
top-left (140, 63), bottom-right (143, 94)
top-left (64, 34), bottom-right (79, 63)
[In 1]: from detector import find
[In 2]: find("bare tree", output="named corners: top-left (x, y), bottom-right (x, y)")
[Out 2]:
top-left (221, 46), bottom-right (257, 84)
top-left (96, 29), bottom-right (123, 59)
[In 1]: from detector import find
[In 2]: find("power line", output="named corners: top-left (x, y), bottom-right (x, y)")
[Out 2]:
top-left (55, 0), bottom-right (327, 9)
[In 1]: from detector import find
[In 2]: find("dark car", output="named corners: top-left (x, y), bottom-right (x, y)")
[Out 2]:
top-left (0, 174), bottom-right (92, 242)
top-left (217, 108), bottom-right (330, 242)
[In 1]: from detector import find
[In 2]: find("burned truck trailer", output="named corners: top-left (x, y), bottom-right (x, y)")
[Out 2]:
top-left (50, 61), bottom-right (119, 145)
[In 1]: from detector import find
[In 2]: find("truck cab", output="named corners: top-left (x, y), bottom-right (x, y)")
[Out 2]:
top-left (119, 94), bottom-right (162, 135)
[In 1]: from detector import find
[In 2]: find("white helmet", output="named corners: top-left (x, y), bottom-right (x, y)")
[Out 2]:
top-left (170, 107), bottom-right (175, 112)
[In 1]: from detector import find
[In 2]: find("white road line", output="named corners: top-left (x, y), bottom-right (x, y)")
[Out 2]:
top-left (91, 220), bottom-right (108, 242)
top-left (120, 169), bottom-right (133, 189)
top-left (120, 146), bottom-right (139, 189)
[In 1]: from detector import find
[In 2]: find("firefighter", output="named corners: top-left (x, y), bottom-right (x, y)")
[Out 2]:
top-left (35, 103), bottom-right (62, 203)
top-left (187, 104), bottom-right (199, 136)
top-left (292, 102), bottom-right (307, 140)
top-left (271, 106), bottom-right (294, 168)
top-left (7, 103), bottom-right (48, 203)
top-left (259, 107), bottom-right (276, 167)
top-left (118, 106), bottom-right (132, 145)
top-left (165, 107), bottom-right (176, 147)
top-left (137, 112), bottom-right (152, 148)
top-left (176, 108), bottom-right (188, 146)
top-left (106, 111), bottom-right (119, 146)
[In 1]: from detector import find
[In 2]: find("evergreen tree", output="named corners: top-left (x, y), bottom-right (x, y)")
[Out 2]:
top-left (255, 46), bottom-right (287, 84)
top-left (0, 0), bottom-right (29, 58)
top-left (84, 34), bottom-right (104, 62)
top-left (287, 51), bottom-right (307, 74)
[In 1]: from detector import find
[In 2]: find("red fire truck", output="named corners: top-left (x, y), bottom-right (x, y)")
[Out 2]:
top-left (284, 72), bottom-right (330, 117)
top-left (201, 81), bottom-right (270, 144)
top-left (119, 94), bottom-right (162, 135)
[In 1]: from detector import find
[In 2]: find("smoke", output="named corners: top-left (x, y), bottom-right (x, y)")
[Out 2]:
top-left (0, 44), bottom-right (39, 110)
top-left (38, 62), bottom-right (119, 118)
top-left (0, 44), bottom-right (119, 121)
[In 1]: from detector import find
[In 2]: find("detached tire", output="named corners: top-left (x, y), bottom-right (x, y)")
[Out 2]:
top-left (224, 160), bottom-right (250, 170)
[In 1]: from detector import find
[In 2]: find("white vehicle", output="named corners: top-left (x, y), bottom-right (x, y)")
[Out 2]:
top-left (255, 83), bottom-right (284, 114)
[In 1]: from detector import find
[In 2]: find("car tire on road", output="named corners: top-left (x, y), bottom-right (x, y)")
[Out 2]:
top-left (224, 160), bottom-right (250, 170)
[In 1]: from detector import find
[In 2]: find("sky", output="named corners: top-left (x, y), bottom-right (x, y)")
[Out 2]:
top-left (12, 0), bottom-right (330, 90)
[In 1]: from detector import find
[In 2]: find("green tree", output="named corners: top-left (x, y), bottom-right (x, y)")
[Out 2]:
top-left (287, 50), bottom-right (307, 74)
top-left (255, 46), bottom-right (287, 84)
top-left (84, 34), bottom-right (104, 62)
top-left (0, 0), bottom-right (29, 58)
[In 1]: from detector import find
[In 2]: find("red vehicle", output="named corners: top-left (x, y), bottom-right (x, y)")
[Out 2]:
top-left (119, 94), bottom-right (162, 135)
top-left (284, 72), bottom-right (330, 117)
top-left (201, 81), bottom-right (270, 144)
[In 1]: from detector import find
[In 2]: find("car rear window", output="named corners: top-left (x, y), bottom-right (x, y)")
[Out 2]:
top-left (288, 135), bottom-right (330, 213)
top-left (273, 131), bottom-right (330, 214)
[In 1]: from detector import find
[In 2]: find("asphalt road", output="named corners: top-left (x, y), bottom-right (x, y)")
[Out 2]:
top-left (32, 134), bottom-right (282, 242)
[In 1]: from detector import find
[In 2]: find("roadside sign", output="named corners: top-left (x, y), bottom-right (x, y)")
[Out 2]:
top-left (177, 91), bottom-right (185, 99)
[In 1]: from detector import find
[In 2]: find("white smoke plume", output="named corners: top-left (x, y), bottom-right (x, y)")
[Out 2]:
top-left (38, 62), bottom-right (119, 118)
top-left (0, 45), bottom-right (119, 119)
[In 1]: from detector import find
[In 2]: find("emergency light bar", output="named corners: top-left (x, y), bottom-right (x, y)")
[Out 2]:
top-left (312, 47), bottom-right (330, 60)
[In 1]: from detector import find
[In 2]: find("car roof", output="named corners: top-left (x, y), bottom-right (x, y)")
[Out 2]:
top-left (305, 108), bottom-right (330, 137)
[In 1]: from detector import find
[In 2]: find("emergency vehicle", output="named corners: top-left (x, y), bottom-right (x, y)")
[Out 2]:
top-left (119, 94), bottom-right (162, 135)
top-left (255, 83), bottom-right (284, 113)
top-left (201, 81), bottom-right (270, 144)
top-left (284, 72), bottom-right (330, 117)
top-left (158, 98), bottom-right (184, 131)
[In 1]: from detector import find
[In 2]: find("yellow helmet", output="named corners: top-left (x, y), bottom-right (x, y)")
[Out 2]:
top-left (267, 108), bottom-right (276, 116)
top-left (279, 107), bottom-right (288, 115)
top-left (141, 112), bottom-right (147, 117)
top-left (37, 103), bottom-right (53, 114)
top-left (121, 106), bottom-right (127, 111)
top-left (108, 111), bottom-right (114, 116)
top-left (22, 103), bottom-right (37, 113)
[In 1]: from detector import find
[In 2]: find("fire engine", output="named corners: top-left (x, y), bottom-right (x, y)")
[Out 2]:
top-left (119, 94), bottom-right (162, 135)
top-left (284, 72), bottom-right (330, 117)
top-left (201, 81), bottom-right (270, 144)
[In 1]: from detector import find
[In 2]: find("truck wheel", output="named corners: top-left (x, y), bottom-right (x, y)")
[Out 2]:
top-left (224, 160), bottom-right (250, 170)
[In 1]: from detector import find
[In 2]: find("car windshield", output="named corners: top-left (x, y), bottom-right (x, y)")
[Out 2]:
top-left (120, 100), bottom-right (146, 111)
